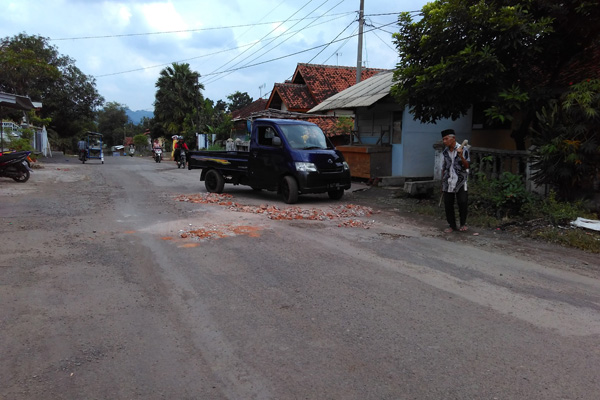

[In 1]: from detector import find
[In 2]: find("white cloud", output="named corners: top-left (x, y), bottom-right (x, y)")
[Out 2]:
top-left (140, 2), bottom-right (191, 40)
top-left (0, 0), bottom-right (431, 110)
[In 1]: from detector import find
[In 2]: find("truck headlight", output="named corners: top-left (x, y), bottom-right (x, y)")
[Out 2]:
top-left (343, 161), bottom-right (349, 171)
top-left (295, 162), bottom-right (317, 172)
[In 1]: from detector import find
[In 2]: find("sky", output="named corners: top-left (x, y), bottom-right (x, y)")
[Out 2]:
top-left (0, 0), bottom-right (430, 112)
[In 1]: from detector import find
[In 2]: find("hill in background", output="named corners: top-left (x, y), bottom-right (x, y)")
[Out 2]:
top-left (126, 108), bottom-right (153, 124)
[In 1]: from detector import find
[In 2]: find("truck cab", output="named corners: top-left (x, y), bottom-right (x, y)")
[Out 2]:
top-left (249, 119), bottom-right (351, 202)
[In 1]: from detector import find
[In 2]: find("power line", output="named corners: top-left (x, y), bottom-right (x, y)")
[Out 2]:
top-left (96, 5), bottom-right (351, 79)
top-left (49, 11), bottom-right (417, 41)
top-left (201, 0), bottom-right (327, 86)
top-left (49, 12), bottom-right (353, 41)
top-left (95, 19), bottom-right (398, 80)
top-left (200, 23), bottom-right (396, 77)
top-left (308, 21), bottom-right (356, 65)
top-left (202, 0), bottom-right (346, 87)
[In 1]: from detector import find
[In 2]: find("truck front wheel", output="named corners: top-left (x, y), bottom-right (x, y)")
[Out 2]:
top-left (205, 169), bottom-right (225, 193)
top-left (281, 176), bottom-right (299, 204)
top-left (328, 188), bottom-right (344, 200)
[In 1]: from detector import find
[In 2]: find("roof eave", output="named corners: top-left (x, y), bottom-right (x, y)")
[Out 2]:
top-left (0, 92), bottom-right (35, 110)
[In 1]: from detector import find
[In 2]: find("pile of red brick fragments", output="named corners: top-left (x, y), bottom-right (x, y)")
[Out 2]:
top-left (178, 224), bottom-right (262, 241)
top-left (174, 193), bottom-right (376, 229)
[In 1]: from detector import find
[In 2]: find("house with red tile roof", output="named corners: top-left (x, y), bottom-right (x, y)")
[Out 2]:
top-left (228, 63), bottom-right (386, 145)
top-left (266, 63), bottom-right (387, 113)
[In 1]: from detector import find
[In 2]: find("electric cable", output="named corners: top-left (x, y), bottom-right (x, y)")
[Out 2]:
top-left (202, 0), bottom-right (345, 87)
top-left (200, 0), bottom-right (321, 85)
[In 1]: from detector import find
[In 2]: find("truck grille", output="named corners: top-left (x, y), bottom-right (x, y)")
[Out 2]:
top-left (319, 164), bottom-right (344, 173)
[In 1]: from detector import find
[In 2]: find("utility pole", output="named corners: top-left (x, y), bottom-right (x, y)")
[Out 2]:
top-left (356, 0), bottom-right (364, 84)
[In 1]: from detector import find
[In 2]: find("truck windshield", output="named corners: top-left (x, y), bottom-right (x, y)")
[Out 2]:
top-left (279, 125), bottom-right (329, 150)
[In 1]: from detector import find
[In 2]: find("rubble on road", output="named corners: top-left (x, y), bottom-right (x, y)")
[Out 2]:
top-left (174, 193), bottom-right (376, 228)
top-left (182, 224), bottom-right (263, 241)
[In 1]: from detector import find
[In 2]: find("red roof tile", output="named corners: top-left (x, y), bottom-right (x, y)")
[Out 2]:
top-left (270, 83), bottom-right (315, 112)
top-left (231, 98), bottom-right (267, 120)
top-left (293, 63), bottom-right (387, 104)
top-left (266, 63), bottom-right (388, 111)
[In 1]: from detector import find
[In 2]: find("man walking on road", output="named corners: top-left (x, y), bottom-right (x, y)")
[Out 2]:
top-left (441, 128), bottom-right (470, 233)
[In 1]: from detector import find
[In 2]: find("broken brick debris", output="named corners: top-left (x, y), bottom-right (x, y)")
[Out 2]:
top-left (174, 193), bottom-right (374, 227)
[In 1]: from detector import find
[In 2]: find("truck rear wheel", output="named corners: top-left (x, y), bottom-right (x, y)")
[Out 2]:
top-left (205, 169), bottom-right (225, 193)
top-left (328, 188), bottom-right (344, 200)
top-left (281, 176), bottom-right (299, 204)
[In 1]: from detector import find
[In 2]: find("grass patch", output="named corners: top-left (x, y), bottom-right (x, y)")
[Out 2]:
top-left (535, 227), bottom-right (600, 253)
top-left (402, 184), bottom-right (600, 253)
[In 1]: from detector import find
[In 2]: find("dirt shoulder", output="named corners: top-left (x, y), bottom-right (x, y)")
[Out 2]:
top-left (345, 183), bottom-right (600, 278)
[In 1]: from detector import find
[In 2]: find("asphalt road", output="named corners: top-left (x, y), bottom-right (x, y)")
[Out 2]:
top-left (1, 153), bottom-right (599, 399)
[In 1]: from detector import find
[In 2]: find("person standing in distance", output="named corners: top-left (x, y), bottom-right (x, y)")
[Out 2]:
top-left (77, 138), bottom-right (87, 158)
top-left (441, 129), bottom-right (470, 233)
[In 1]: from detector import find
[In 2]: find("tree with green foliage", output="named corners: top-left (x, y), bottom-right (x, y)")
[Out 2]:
top-left (133, 134), bottom-right (149, 152)
top-left (226, 91), bottom-right (252, 113)
top-left (45, 64), bottom-right (104, 138)
top-left (97, 102), bottom-right (129, 147)
top-left (0, 33), bottom-right (104, 139)
top-left (530, 79), bottom-right (600, 200)
top-left (0, 33), bottom-right (62, 99)
top-left (332, 116), bottom-right (354, 137)
top-left (391, 0), bottom-right (600, 150)
top-left (154, 63), bottom-right (204, 138)
top-left (199, 98), bottom-right (233, 142)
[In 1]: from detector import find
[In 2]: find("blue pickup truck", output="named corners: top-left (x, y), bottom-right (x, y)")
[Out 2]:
top-left (187, 119), bottom-right (352, 204)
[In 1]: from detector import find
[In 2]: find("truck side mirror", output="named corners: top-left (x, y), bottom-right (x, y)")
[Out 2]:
top-left (272, 137), bottom-right (282, 146)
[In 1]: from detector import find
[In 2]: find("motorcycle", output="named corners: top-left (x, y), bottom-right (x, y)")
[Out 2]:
top-left (177, 149), bottom-right (186, 169)
top-left (129, 147), bottom-right (135, 157)
top-left (0, 150), bottom-right (33, 183)
top-left (79, 149), bottom-right (87, 163)
top-left (153, 148), bottom-right (163, 163)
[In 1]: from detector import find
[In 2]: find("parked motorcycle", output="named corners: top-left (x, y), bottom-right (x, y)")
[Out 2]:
top-left (154, 148), bottom-right (163, 163)
top-left (0, 151), bottom-right (33, 183)
top-left (177, 149), bottom-right (186, 169)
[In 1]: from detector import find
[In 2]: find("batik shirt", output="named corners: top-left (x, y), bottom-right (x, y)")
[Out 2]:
top-left (441, 146), bottom-right (470, 193)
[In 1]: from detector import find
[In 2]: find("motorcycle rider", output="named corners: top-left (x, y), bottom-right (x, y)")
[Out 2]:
top-left (173, 135), bottom-right (189, 165)
top-left (152, 139), bottom-right (162, 161)
top-left (152, 138), bottom-right (161, 152)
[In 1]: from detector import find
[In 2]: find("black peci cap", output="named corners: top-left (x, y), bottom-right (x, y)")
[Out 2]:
top-left (441, 129), bottom-right (455, 138)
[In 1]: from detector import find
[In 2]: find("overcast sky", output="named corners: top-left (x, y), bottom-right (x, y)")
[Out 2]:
top-left (1, 0), bottom-right (429, 112)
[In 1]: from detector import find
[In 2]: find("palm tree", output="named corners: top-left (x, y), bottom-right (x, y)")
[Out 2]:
top-left (154, 63), bottom-right (204, 137)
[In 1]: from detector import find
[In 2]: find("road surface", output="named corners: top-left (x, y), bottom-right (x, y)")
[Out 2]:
top-left (1, 154), bottom-right (599, 399)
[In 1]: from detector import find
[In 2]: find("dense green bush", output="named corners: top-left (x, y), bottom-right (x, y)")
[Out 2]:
top-left (470, 171), bottom-right (532, 218)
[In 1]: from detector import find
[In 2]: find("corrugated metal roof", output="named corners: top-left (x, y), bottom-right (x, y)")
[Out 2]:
top-left (308, 70), bottom-right (394, 113)
top-left (0, 92), bottom-right (34, 110)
